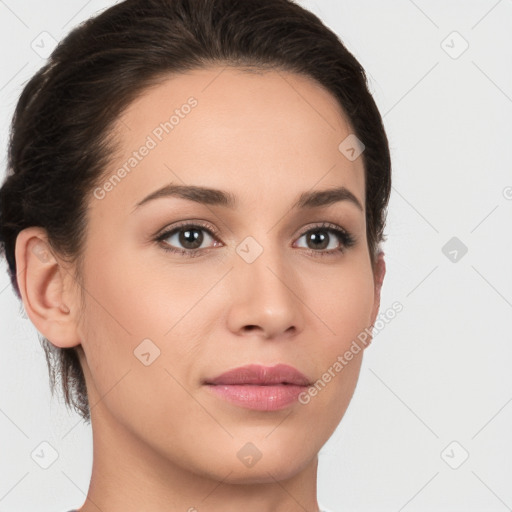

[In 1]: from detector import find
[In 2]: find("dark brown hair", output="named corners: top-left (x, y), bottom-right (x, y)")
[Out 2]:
top-left (0, 0), bottom-right (391, 423)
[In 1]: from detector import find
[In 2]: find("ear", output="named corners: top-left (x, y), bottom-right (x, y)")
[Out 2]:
top-left (369, 250), bottom-right (386, 329)
top-left (14, 227), bottom-right (81, 348)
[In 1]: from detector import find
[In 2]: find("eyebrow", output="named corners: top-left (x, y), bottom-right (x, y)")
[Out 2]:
top-left (132, 183), bottom-right (364, 213)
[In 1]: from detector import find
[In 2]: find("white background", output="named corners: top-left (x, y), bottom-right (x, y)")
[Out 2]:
top-left (1, 1), bottom-right (511, 511)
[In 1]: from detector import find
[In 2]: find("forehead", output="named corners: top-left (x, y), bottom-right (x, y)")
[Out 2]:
top-left (94, 66), bottom-right (365, 214)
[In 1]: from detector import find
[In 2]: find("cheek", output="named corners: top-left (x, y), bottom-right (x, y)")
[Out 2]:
top-left (81, 241), bottom-right (216, 338)
top-left (306, 261), bottom-right (375, 347)
top-left (299, 262), bottom-right (374, 408)
top-left (76, 246), bottom-right (218, 398)
top-left (76, 268), bottom-right (200, 433)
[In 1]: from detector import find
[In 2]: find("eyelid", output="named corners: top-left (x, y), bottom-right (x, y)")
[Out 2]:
top-left (296, 221), bottom-right (349, 238)
top-left (154, 219), bottom-right (221, 242)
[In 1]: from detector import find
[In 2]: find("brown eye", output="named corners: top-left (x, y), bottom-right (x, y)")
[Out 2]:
top-left (294, 223), bottom-right (356, 256)
top-left (156, 222), bottom-right (221, 256)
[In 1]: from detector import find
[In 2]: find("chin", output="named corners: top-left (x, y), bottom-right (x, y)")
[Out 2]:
top-left (195, 444), bottom-right (317, 485)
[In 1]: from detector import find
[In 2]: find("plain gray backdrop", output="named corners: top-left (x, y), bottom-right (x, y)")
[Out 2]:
top-left (1, 1), bottom-right (511, 511)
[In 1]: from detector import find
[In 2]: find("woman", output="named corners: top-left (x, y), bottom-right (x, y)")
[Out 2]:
top-left (0, 0), bottom-right (391, 510)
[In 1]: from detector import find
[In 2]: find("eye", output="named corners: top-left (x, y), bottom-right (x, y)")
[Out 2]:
top-left (294, 222), bottom-right (356, 257)
top-left (155, 221), bottom-right (222, 257)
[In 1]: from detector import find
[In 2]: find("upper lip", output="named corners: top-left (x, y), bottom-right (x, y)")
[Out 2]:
top-left (204, 364), bottom-right (311, 386)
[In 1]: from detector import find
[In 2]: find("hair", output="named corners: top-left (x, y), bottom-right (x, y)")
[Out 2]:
top-left (0, 0), bottom-right (391, 423)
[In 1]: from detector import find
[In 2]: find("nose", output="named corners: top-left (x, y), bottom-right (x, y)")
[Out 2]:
top-left (225, 241), bottom-right (305, 339)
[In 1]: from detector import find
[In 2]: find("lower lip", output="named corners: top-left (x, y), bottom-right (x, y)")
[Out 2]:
top-left (204, 384), bottom-right (308, 411)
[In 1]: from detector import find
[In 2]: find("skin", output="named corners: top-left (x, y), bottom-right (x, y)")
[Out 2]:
top-left (15, 66), bottom-right (385, 512)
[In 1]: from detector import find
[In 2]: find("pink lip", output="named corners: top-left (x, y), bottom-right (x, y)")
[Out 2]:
top-left (203, 364), bottom-right (311, 411)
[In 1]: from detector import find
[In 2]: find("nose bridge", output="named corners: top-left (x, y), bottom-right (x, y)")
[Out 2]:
top-left (227, 233), bottom-right (302, 337)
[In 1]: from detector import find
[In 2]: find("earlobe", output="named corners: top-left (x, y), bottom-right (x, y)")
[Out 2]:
top-left (14, 227), bottom-right (81, 348)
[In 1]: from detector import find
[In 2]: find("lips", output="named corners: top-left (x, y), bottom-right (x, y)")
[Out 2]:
top-left (203, 364), bottom-right (312, 411)
top-left (204, 363), bottom-right (311, 386)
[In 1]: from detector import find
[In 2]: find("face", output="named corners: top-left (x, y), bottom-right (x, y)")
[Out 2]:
top-left (70, 66), bottom-right (384, 483)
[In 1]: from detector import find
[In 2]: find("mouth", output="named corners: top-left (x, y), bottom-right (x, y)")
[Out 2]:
top-left (203, 364), bottom-right (312, 411)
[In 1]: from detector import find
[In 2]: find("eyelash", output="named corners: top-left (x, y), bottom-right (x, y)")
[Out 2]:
top-left (154, 220), bottom-right (356, 258)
